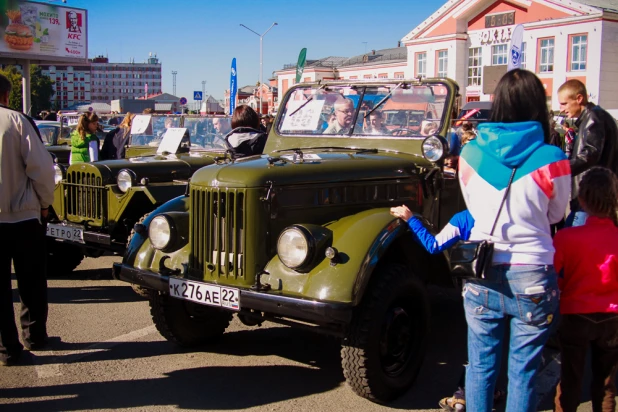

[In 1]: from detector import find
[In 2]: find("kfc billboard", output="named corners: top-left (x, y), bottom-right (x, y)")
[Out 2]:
top-left (0, 1), bottom-right (87, 62)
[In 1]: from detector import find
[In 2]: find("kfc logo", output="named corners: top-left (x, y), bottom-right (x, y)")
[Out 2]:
top-left (66, 11), bottom-right (82, 33)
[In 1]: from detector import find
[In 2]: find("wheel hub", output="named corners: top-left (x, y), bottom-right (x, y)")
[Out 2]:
top-left (380, 305), bottom-right (414, 376)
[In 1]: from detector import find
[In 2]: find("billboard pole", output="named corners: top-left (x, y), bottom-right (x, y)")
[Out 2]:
top-left (21, 60), bottom-right (30, 115)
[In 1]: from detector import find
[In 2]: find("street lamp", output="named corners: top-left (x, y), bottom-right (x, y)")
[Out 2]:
top-left (240, 22), bottom-right (277, 115)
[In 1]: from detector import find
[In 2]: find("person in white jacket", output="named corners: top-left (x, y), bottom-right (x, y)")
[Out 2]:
top-left (0, 73), bottom-right (55, 366)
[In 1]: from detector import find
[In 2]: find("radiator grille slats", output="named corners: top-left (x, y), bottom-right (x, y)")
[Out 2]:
top-left (66, 171), bottom-right (104, 223)
top-left (191, 187), bottom-right (245, 279)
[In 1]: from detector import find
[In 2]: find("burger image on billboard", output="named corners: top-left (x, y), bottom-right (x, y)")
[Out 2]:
top-left (4, 10), bottom-right (33, 51)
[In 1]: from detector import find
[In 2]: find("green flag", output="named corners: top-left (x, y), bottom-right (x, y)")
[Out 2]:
top-left (295, 48), bottom-right (307, 83)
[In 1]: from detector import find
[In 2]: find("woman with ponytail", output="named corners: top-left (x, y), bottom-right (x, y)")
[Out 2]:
top-left (553, 166), bottom-right (618, 411)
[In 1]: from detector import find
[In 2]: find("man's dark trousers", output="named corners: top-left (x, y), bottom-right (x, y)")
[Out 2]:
top-left (0, 218), bottom-right (48, 360)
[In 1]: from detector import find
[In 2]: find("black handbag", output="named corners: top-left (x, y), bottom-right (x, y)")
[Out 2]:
top-left (450, 168), bottom-right (517, 279)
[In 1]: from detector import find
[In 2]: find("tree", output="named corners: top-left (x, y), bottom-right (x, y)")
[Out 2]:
top-left (0, 65), bottom-right (55, 115)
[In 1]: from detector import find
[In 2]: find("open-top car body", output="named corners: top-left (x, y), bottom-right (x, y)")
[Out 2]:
top-left (113, 79), bottom-right (465, 402)
top-left (46, 114), bottom-right (231, 276)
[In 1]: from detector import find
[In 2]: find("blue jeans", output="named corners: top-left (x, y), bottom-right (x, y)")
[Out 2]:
top-left (463, 264), bottom-right (559, 412)
top-left (565, 209), bottom-right (588, 227)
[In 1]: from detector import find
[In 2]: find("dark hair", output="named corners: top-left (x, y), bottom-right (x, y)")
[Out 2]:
top-left (490, 69), bottom-right (550, 142)
top-left (461, 121), bottom-right (474, 132)
top-left (231, 105), bottom-right (259, 129)
top-left (369, 110), bottom-right (383, 119)
top-left (0, 73), bottom-right (11, 96)
top-left (579, 167), bottom-right (618, 227)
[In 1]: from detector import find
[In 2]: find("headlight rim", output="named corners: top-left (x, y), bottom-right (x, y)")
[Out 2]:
top-left (117, 169), bottom-right (136, 193)
top-left (148, 214), bottom-right (177, 252)
top-left (53, 164), bottom-right (65, 186)
top-left (277, 225), bottom-right (316, 271)
top-left (421, 134), bottom-right (447, 163)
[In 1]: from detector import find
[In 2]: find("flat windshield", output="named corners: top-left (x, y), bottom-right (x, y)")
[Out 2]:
top-left (183, 117), bottom-right (227, 150)
top-left (37, 125), bottom-right (57, 145)
top-left (129, 115), bottom-right (181, 147)
top-left (277, 84), bottom-right (448, 138)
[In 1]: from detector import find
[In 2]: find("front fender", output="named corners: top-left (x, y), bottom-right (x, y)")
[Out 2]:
top-left (124, 195), bottom-right (191, 272)
top-left (262, 208), bottom-right (409, 303)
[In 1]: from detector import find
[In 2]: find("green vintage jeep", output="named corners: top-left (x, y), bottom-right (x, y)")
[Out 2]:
top-left (47, 114), bottom-right (230, 276)
top-left (113, 78), bottom-right (465, 402)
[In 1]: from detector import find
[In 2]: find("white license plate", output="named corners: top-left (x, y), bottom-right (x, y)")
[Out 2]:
top-left (169, 277), bottom-right (240, 311)
top-left (46, 223), bottom-right (84, 243)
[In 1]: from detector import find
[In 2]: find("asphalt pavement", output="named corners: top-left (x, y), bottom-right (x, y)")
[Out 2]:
top-left (0, 255), bottom-right (602, 411)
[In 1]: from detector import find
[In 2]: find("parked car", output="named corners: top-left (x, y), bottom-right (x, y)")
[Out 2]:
top-left (113, 78), bottom-right (464, 403)
top-left (46, 115), bottom-right (230, 279)
top-left (36, 120), bottom-right (75, 166)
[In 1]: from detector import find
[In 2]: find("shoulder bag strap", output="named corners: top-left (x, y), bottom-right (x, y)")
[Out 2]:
top-left (489, 168), bottom-right (517, 237)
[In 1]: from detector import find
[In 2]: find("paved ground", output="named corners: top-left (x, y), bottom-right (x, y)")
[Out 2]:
top-left (0, 255), bottom-right (601, 411)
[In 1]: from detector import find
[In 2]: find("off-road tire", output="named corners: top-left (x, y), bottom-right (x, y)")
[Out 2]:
top-left (149, 291), bottom-right (232, 347)
top-left (47, 241), bottom-right (85, 277)
top-left (341, 263), bottom-right (430, 403)
top-left (127, 212), bottom-right (151, 298)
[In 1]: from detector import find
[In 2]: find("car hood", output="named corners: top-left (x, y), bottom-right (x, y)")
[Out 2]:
top-left (66, 152), bottom-right (218, 185)
top-left (190, 152), bottom-right (425, 188)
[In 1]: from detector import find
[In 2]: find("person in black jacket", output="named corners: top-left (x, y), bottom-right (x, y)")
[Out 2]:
top-left (225, 105), bottom-right (267, 158)
top-left (100, 112), bottom-right (135, 160)
top-left (558, 79), bottom-right (618, 227)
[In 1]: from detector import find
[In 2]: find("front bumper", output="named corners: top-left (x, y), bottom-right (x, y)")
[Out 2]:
top-left (112, 263), bottom-right (353, 328)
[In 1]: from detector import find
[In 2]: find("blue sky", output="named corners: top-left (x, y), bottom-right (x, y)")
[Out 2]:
top-left (65, 0), bottom-right (440, 101)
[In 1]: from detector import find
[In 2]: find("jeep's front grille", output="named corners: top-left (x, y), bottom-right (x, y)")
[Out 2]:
top-left (65, 171), bottom-right (105, 223)
top-left (191, 187), bottom-right (245, 278)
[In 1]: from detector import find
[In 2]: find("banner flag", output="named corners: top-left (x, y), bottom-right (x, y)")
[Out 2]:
top-left (230, 58), bottom-right (238, 114)
top-left (507, 24), bottom-right (525, 71)
top-left (295, 48), bottom-right (307, 83)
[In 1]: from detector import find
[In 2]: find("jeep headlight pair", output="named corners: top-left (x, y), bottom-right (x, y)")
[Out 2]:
top-left (53, 164), bottom-right (64, 186)
top-left (277, 225), bottom-right (332, 272)
top-left (117, 169), bottom-right (135, 193)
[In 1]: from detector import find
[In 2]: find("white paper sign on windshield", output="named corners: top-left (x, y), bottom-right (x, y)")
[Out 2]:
top-left (157, 128), bottom-right (187, 154)
top-left (131, 115), bottom-right (152, 134)
top-left (281, 100), bottom-right (325, 131)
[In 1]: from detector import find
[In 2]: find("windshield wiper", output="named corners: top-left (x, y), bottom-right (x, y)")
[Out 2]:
top-left (273, 146), bottom-right (380, 154)
top-left (289, 84), bottom-right (327, 117)
top-left (364, 82), bottom-right (404, 119)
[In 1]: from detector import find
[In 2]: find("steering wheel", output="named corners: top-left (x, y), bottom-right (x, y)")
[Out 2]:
top-left (390, 128), bottom-right (415, 137)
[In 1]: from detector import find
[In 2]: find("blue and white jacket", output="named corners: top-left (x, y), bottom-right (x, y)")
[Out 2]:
top-left (459, 121), bottom-right (571, 265)
top-left (407, 210), bottom-right (474, 254)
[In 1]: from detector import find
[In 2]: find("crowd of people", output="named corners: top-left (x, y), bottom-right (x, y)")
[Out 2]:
top-left (3, 68), bottom-right (618, 411)
top-left (392, 71), bottom-right (618, 412)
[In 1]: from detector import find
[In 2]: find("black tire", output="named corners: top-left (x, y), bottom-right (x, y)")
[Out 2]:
top-left (47, 241), bottom-right (85, 277)
top-left (127, 212), bottom-right (151, 298)
top-left (341, 263), bottom-right (430, 403)
top-left (149, 292), bottom-right (232, 347)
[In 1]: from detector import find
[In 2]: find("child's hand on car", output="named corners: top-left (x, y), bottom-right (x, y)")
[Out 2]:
top-left (390, 205), bottom-right (412, 221)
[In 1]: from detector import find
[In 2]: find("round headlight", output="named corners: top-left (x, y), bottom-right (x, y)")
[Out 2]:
top-left (422, 135), bottom-right (445, 162)
top-left (117, 169), bottom-right (134, 193)
top-left (277, 227), bottom-right (310, 269)
top-left (149, 216), bottom-right (171, 250)
top-left (53, 164), bottom-right (64, 185)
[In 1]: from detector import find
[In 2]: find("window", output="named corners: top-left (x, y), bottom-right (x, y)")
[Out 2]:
top-left (416, 52), bottom-right (427, 77)
top-left (539, 38), bottom-right (555, 73)
top-left (437, 50), bottom-right (448, 77)
top-left (378, 73), bottom-right (388, 78)
top-left (468, 47), bottom-right (482, 86)
top-left (492, 44), bottom-right (508, 65)
top-left (570, 35), bottom-right (587, 71)
top-left (521, 42), bottom-right (527, 69)
top-left (394, 72), bottom-right (404, 79)
top-left (363, 74), bottom-right (372, 79)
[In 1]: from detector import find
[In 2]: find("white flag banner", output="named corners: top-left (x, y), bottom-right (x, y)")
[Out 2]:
top-left (508, 24), bottom-right (525, 71)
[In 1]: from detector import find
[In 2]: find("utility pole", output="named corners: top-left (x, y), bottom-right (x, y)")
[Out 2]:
top-left (202, 80), bottom-right (206, 113)
top-left (171, 70), bottom-right (177, 96)
top-left (240, 22), bottom-right (278, 114)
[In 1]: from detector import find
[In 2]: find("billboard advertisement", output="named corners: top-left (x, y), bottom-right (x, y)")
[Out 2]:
top-left (0, 0), bottom-right (87, 62)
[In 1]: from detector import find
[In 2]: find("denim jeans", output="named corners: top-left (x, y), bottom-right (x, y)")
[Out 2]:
top-left (463, 264), bottom-right (559, 412)
top-left (565, 210), bottom-right (588, 227)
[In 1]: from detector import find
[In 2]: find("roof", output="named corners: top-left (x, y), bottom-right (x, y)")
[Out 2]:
top-left (306, 56), bottom-right (348, 68)
top-left (146, 93), bottom-right (179, 101)
top-left (340, 47), bottom-right (407, 67)
top-left (238, 85), bottom-right (256, 94)
top-left (62, 102), bottom-right (112, 113)
top-left (572, 0), bottom-right (618, 12)
top-left (461, 101), bottom-right (492, 110)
